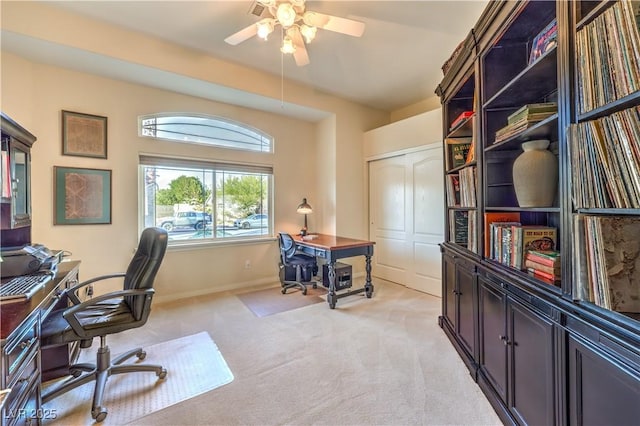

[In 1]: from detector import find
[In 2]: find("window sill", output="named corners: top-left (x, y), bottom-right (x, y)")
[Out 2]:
top-left (166, 235), bottom-right (277, 252)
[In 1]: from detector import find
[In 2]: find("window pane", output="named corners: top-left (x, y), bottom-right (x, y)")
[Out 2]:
top-left (139, 114), bottom-right (273, 153)
top-left (143, 164), bottom-right (271, 244)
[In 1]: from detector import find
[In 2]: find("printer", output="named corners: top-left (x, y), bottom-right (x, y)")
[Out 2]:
top-left (0, 244), bottom-right (61, 278)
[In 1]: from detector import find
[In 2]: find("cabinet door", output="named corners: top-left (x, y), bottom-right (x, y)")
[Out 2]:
top-left (478, 276), bottom-right (508, 401)
top-left (442, 252), bottom-right (456, 329)
top-left (508, 298), bottom-right (555, 426)
top-left (456, 261), bottom-right (476, 357)
top-left (568, 334), bottom-right (640, 425)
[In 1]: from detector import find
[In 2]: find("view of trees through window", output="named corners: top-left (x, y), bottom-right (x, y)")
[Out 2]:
top-left (143, 165), bottom-right (271, 242)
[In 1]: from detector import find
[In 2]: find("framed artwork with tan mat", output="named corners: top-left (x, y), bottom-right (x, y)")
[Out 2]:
top-left (62, 110), bottom-right (108, 159)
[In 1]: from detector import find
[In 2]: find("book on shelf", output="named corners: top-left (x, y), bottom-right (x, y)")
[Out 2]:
top-left (501, 225), bottom-right (516, 266)
top-left (449, 111), bottom-right (474, 131)
top-left (529, 19), bottom-right (558, 64)
top-left (449, 210), bottom-right (469, 245)
top-left (448, 139), bottom-right (472, 169)
top-left (446, 174), bottom-right (461, 207)
top-left (489, 221), bottom-right (521, 263)
top-left (512, 226), bottom-right (557, 270)
top-left (507, 102), bottom-right (557, 125)
top-left (494, 112), bottom-right (556, 144)
top-left (526, 250), bottom-right (560, 268)
top-left (526, 267), bottom-right (560, 285)
top-left (466, 134), bottom-right (475, 164)
top-left (569, 106), bottom-right (640, 209)
top-left (467, 212), bottom-right (477, 253)
top-left (524, 259), bottom-right (560, 276)
top-left (484, 212), bottom-right (521, 258)
top-left (576, 0), bottom-right (640, 113)
top-left (458, 166), bottom-right (477, 207)
top-left (521, 225), bottom-right (556, 260)
top-left (583, 215), bottom-right (640, 314)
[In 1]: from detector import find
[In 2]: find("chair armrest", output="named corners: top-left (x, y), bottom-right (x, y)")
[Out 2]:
top-left (64, 273), bottom-right (126, 305)
top-left (62, 288), bottom-right (155, 338)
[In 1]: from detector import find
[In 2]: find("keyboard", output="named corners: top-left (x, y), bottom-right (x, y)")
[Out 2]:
top-left (0, 273), bottom-right (52, 303)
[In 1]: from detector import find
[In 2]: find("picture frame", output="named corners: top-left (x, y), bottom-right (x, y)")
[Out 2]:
top-left (54, 166), bottom-right (112, 225)
top-left (62, 110), bottom-right (108, 158)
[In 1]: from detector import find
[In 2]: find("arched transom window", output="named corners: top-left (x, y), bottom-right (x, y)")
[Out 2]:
top-left (139, 113), bottom-right (273, 153)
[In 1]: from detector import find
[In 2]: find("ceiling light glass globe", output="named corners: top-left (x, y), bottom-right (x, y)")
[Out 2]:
top-left (300, 24), bottom-right (316, 43)
top-left (280, 36), bottom-right (296, 54)
top-left (256, 20), bottom-right (274, 40)
top-left (277, 3), bottom-right (297, 28)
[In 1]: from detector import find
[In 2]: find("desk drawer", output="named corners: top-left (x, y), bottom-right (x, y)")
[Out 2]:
top-left (2, 315), bottom-right (38, 389)
top-left (297, 246), bottom-right (326, 258)
top-left (2, 349), bottom-right (39, 426)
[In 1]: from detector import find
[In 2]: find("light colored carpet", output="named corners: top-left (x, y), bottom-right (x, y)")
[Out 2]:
top-left (237, 284), bottom-right (328, 317)
top-left (42, 331), bottom-right (233, 425)
top-left (128, 279), bottom-right (502, 425)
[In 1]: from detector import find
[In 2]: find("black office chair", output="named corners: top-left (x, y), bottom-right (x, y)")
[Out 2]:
top-left (278, 232), bottom-right (317, 295)
top-left (40, 227), bottom-right (169, 423)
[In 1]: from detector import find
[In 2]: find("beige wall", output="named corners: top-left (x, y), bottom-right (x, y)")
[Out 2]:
top-left (1, 2), bottom-right (391, 301)
top-left (364, 109), bottom-right (443, 159)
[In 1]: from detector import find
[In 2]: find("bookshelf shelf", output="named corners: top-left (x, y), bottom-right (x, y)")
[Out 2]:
top-left (576, 208), bottom-right (640, 216)
top-left (447, 114), bottom-right (474, 138)
top-left (446, 161), bottom-right (477, 175)
top-left (437, 1), bottom-right (639, 424)
top-left (484, 47), bottom-right (559, 109)
top-left (577, 90), bottom-right (640, 122)
top-left (485, 114), bottom-right (558, 152)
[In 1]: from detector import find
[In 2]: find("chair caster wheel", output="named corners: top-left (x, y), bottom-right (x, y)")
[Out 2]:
top-left (302, 289), bottom-right (307, 295)
top-left (312, 283), bottom-right (317, 289)
top-left (137, 350), bottom-right (147, 360)
top-left (281, 288), bottom-right (287, 294)
top-left (158, 368), bottom-right (167, 379)
top-left (93, 407), bottom-right (107, 422)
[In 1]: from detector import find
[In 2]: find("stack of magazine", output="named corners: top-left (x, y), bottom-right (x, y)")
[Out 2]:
top-left (494, 102), bottom-right (557, 144)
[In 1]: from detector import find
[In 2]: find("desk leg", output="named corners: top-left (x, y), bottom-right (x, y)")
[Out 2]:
top-left (327, 261), bottom-right (337, 309)
top-left (365, 254), bottom-right (374, 298)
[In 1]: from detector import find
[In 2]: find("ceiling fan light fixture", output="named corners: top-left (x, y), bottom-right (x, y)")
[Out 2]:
top-left (290, 0), bottom-right (306, 8)
top-left (280, 35), bottom-right (296, 54)
top-left (299, 24), bottom-right (316, 43)
top-left (302, 11), bottom-right (316, 26)
top-left (256, 19), bottom-right (274, 40)
top-left (276, 3), bottom-right (297, 28)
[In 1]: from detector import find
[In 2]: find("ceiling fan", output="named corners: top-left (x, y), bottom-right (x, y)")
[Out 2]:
top-left (224, 0), bottom-right (365, 66)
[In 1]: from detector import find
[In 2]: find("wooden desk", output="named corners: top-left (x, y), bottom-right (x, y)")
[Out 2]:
top-left (1, 261), bottom-right (80, 426)
top-left (293, 234), bottom-right (375, 309)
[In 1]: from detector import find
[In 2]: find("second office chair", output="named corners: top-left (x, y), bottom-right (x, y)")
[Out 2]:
top-left (278, 232), bottom-right (317, 295)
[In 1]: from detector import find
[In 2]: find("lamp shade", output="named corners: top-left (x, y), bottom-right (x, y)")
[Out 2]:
top-left (296, 198), bottom-right (313, 214)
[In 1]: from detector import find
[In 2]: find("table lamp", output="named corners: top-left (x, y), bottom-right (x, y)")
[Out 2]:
top-left (296, 198), bottom-right (313, 236)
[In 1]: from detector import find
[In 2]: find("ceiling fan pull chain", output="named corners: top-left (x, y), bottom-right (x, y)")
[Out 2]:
top-left (281, 26), bottom-right (285, 108)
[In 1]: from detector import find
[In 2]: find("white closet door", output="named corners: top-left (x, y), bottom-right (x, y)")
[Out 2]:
top-left (369, 155), bottom-right (408, 284)
top-left (405, 146), bottom-right (444, 296)
top-left (369, 145), bottom-right (444, 296)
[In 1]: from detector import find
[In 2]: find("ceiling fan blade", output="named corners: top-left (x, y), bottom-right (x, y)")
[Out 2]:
top-left (303, 11), bottom-right (365, 37)
top-left (288, 27), bottom-right (310, 66)
top-left (224, 23), bottom-right (258, 45)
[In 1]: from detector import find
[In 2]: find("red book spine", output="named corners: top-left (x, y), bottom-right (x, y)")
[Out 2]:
top-left (527, 267), bottom-right (560, 281)
top-left (525, 252), bottom-right (559, 267)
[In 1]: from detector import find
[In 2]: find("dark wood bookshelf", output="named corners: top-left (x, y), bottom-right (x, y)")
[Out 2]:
top-left (437, 1), bottom-right (640, 424)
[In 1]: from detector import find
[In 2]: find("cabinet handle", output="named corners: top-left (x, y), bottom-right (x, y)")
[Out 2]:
top-left (499, 335), bottom-right (510, 346)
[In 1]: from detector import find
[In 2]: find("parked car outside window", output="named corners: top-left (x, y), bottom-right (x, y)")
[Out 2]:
top-left (233, 214), bottom-right (268, 229)
top-left (157, 211), bottom-right (212, 232)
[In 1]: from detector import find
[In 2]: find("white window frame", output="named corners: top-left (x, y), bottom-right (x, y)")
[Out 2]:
top-left (138, 113), bottom-right (274, 153)
top-left (140, 155), bottom-right (274, 247)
